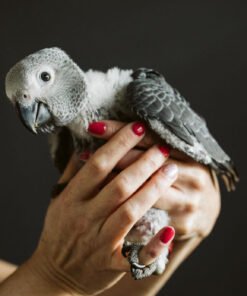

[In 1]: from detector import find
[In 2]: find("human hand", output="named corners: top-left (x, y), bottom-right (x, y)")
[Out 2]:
top-left (24, 123), bottom-right (177, 295)
top-left (87, 120), bottom-right (221, 243)
top-left (78, 120), bottom-right (221, 296)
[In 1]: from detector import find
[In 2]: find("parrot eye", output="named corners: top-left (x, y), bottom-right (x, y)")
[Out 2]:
top-left (40, 72), bottom-right (51, 82)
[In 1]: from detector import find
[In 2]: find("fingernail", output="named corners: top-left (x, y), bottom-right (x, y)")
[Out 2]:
top-left (88, 122), bottom-right (106, 135)
top-left (162, 164), bottom-right (178, 179)
top-left (158, 145), bottom-right (170, 158)
top-left (79, 151), bottom-right (91, 161)
top-left (160, 226), bottom-right (175, 244)
top-left (132, 122), bottom-right (145, 136)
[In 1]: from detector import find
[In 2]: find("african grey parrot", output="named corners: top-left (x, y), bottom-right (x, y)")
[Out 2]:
top-left (5, 47), bottom-right (239, 280)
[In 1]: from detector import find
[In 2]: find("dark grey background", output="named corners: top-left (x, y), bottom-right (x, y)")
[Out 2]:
top-left (0, 1), bottom-right (246, 295)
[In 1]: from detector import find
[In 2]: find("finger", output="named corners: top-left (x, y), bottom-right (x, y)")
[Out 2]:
top-left (88, 120), bottom-right (197, 159)
top-left (110, 226), bottom-right (175, 271)
top-left (88, 120), bottom-right (157, 149)
top-left (116, 149), bottom-right (144, 170)
top-left (52, 153), bottom-right (81, 199)
top-left (113, 156), bottom-right (199, 194)
top-left (65, 122), bottom-right (146, 201)
top-left (169, 212), bottom-right (196, 237)
top-left (154, 187), bottom-right (191, 212)
top-left (153, 159), bottom-right (205, 212)
top-left (115, 148), bottom-right (194, 176)
top-left (139, 226), bottom-right (175, 265)
top-left (90, 145), bottom-right (169, 217)
top-left (58, 153), bottom-right (80, 183)
top-left (101, 163), bottom-right (178, 245)
top-left (79, 149), bottom-right (143, 181)
top-left (88, 120), bottom-right (125, 137)
top-left (164, 158), bottom-right (209, 192)
top-left (116, 144), bottom-right (170, 170)
top-left (99, 171), bottom-right (118, 190)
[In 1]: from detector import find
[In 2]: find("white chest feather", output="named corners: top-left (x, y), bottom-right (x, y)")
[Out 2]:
top-left (68, 67), bottom-right (133, 139)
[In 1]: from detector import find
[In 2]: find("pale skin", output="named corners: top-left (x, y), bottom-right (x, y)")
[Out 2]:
top-left (0, 121), bottom-right (221, 296)
top-left (90, 121), bottom-right (221, 296)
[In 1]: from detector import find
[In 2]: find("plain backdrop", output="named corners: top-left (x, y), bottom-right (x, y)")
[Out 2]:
top-left (0, 1), bottom-right (246, 295)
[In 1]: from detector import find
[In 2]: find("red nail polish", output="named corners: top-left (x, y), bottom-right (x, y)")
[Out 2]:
top-left (79, 151), bottom-right (90, 161)
top-left (160, 226), bottom-right (175, 244)
top-left (132, 122), bottom-right (145, 136)
top-left (88, 122), bottom-right (106, 135)
top-left (158, 145), bottom-right (170, 158)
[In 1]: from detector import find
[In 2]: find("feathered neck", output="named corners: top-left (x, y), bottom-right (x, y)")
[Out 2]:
top-left (68, 67), bottom-right (133, 137)
top-left (84, 67), bottom-right (133, 109)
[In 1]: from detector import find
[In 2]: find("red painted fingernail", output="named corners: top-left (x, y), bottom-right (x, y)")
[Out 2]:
top-left (158, 145), bottom-right (170, 158)
top-left (160, 226), bottom-right (175, 244)
top-left (79, 151), bottom-right (91, 161)
top-left (132, 122), bottom-right (145, 136)
top-left (88, 122), bottom-right (106, 135)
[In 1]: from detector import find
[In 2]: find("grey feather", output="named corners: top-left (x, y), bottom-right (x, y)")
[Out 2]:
top-left (126, 68), bottom-right (239, 190)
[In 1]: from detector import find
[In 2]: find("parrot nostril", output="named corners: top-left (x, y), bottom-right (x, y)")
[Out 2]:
top-left (23, 94), bottom-right (27, 99)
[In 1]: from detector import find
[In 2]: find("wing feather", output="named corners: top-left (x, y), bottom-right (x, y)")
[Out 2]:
top-left (126, 68), bottom-right (239, 190)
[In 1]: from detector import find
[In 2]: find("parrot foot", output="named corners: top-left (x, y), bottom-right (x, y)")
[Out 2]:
top-left (122, 241), bottom-right (158, 280)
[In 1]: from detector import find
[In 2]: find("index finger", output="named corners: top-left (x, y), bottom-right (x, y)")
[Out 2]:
top-left (88, 120), bottom-right (193, 162)
top-left (64, 122), bottom-right (146, 201)
top-left (88, 120), bottom-right (158, 148)
top-left (101, 163), bottom-right (178, 245)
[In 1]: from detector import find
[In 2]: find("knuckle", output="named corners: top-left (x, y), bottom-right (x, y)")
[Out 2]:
top-left (89, 157), bottom-right (108, 175)
top-left (146, 156), bottom-right (159, 171)
top-left (121, 203), bottom-right (137, 224)
top-left (185, 202), bottom-right (197, 213)
top-left (179, 217), bottom-right (194, 235)
top-left (185, 196), bottom-right (200, 213)
top-left (114, 175), bottom-right (132, 198)
top-left (137, 156), bottom-right (158, 179)
top-left (117, 135), bottom-right (132, 150)
top-left (149, 177), bottom-right (162, 197)
top-left (147, 249), bottom-right (158, 260)
top-left (74, 216), bottom-right (89, 235)
top-left (184, 220), bottom-right (194, 235)
top-left (192, 170), bottom-right (208, 190)
top-left (106, 123), bottom-right (117, 137)
top-left (152, 181), bottom-right (161, 196)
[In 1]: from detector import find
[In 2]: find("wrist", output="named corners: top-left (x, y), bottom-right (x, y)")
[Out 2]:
top-left (25, 250), bottom-right (85, 296)
top-left (0, 252), bottom-right (83, 296)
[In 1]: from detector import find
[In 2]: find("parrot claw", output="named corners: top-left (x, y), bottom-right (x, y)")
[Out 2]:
top-left (122, 242), bottom-right (158, 280)
top-left (122, 242), bottom-right (133, 257)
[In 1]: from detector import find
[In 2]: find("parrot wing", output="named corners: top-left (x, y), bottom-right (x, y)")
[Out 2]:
top-left (126, 68), bottom-right (239, 190)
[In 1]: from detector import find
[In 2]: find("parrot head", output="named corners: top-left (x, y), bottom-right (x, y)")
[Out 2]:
top-left (5, 47), bottom-right (87, 134)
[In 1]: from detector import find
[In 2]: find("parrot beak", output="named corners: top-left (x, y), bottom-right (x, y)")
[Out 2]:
top-left (15, 101), bottom-right (52, 134)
